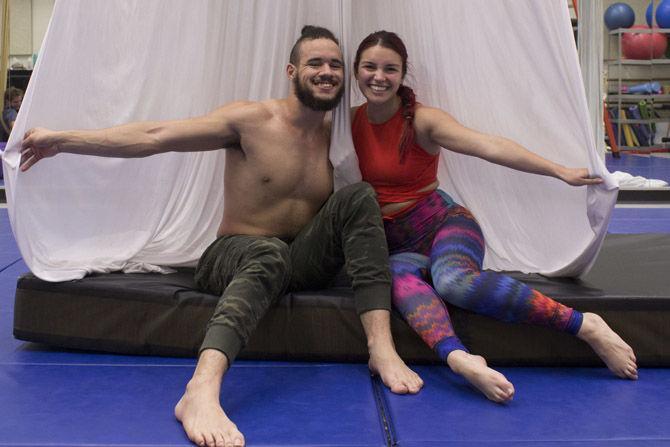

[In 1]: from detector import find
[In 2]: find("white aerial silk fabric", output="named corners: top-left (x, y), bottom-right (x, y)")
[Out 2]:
top-left (1, 0), bottom-right (617, 281)
top-left (578, 0), bottom-right (605, 158)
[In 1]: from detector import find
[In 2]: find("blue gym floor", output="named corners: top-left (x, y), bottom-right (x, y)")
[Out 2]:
top-left (1, 152), bottom-right (670, 446)
top-left (606, 152), bottom-right (670, 182)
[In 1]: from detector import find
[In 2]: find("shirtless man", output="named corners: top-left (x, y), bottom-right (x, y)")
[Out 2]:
top-left (19, 26), bottom-right (423, 447)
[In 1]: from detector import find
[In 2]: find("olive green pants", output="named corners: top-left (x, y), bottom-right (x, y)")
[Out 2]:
top-left (194, 182), bottom-right (391, 363)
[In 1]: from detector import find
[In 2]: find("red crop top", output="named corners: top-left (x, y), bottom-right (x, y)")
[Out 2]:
top-left (352, 103), bottom-right (439, 210)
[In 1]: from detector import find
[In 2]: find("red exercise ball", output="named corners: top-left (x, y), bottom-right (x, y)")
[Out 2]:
top-left (621, 25), bottom-right (668, 59)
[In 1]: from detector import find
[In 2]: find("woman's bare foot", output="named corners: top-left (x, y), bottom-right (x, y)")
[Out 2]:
top-left (447, 350), bottom-right (514, 403)
top-left (368, 343), bottom-right (424, 394)
top-left (577, 312), bottom-right (638, 380)
top-left (175, 377), bottom-right (245, 447)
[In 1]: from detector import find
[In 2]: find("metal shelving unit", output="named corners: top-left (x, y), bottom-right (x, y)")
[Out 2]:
top-left (605, 28), bottom-right (670, 153)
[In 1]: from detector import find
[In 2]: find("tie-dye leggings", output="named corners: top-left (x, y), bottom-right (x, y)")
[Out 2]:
top-left (384, 190), bottom-right (583, 362)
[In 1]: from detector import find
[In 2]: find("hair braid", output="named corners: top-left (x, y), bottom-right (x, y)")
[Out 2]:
top-left (398, 85), bottom-right (416, 163)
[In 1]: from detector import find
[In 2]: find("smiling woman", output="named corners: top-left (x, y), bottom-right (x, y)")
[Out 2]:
top-left (349, 28), bottom-right (637, 404)
top-left (355, 46), bottom-right (403, 108)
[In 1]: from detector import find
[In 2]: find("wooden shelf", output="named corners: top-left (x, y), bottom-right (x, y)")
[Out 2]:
top-left (609, 28), bottom-right (670, 34)
top-left (605, 59), bottom-right (670, 65)
top-left (611, 118), bottom-right (670, 124)
top-left (615, 145), bottom-right (670, 151)
top-left (607, 94), bottom-right (670, 103)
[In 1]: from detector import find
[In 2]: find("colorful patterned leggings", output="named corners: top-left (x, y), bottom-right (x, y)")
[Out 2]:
top-left (384, 190), bottom-right (583, 362)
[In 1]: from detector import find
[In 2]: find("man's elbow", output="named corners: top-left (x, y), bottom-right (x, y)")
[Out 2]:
top-left (140, 133), bottom-right (163, 157)
top-left (135, 125), bottom-right (166, 156)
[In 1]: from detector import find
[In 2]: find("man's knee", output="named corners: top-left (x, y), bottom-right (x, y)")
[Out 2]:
top-left (330, 182), bottom-right (379, 216)
top-left (244, 237), bottom-right (292, 288)
top-left (196, 235), bottom-right (291, 294)
top-left (334, 181), bottom-right (376, 201)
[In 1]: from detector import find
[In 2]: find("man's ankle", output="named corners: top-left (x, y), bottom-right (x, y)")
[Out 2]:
top-left (367, 335), bottom-right (397, 353)
top-left (191, 348), bottom-right (230, 381)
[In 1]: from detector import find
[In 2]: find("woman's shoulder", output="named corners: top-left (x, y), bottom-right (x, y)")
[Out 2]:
top-left (413, 104), bottom-right (439, 129)
top-left (414, 103), bottom-right (441, 117)
top-left (414, 104), bottom-right (457, 128)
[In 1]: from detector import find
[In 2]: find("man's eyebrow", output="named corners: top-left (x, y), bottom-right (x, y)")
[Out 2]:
top-left (305, 57), bottom-right (344, 65)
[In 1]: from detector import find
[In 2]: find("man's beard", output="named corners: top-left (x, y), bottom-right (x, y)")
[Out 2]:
top-left (293, 76), bottom-right (344, 111)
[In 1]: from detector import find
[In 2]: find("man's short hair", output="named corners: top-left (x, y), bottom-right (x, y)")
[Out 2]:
top-left (289, 25), bottom-right (339, 65)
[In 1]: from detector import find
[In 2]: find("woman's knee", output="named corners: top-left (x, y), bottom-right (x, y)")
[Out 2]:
top-left (431, 265), bottom-right (475, 303)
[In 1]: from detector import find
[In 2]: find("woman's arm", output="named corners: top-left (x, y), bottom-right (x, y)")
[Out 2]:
top-left (415, 106), bottom-right (602, 186)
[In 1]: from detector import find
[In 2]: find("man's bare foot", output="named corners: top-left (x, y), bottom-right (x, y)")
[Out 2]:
top-left (577, 312), bottom-right (638, 380)
top-left (360, 309), bottom-right (424, 394)
top-left (176, 350), bottom-right (244, 446)
top-left (175, 377), bottom-right (245, 447)
top-left (447, 350), bottom-right (514, 403)
top-left (368, 343), bottom-right (424, 394)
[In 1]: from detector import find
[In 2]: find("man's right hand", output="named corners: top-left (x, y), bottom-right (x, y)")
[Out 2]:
top-left (20, 127), bottom-right (60, 171)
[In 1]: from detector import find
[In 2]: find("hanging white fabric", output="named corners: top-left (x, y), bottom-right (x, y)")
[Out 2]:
top-left (2, 0), bottom-right (617, 281)
top-left (578, 0), bottom-right (605, 158)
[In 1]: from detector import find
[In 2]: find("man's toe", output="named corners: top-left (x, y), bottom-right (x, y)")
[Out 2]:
top-left (391, 381), bottom-right (409, 394)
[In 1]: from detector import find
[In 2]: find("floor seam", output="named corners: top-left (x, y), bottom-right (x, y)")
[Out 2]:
top-left (371, 375), bottom-right (397, 447)
top-left (0, 257), bottom-right (21, 274)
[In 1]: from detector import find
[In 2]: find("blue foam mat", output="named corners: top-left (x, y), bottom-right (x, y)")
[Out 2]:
top-left (0, 363), bottom-right (188, 445)
top-left (381, 366), bottom-right (670, 446)
top-left (608, 207), bottom-right (670, 233)
top-left (4, 189), bottom-right (670, 446)
top-left (398, 440), bottom-right (670, 446)
top-left (0, 362), bottom-right (387, 446)
top-left (0, 209), bottom-right (20, 270)
top-left (613, 208), bottom-right (670, 219)
top-left (606, 153), bottom-right (670, 182)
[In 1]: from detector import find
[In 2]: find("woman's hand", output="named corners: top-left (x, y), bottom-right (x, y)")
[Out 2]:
top-left (558, 167), bottom-right (603, 186)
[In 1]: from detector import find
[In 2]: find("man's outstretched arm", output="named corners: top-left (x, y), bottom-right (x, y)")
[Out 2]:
top-left (20, 101), bottom-right (254, 171)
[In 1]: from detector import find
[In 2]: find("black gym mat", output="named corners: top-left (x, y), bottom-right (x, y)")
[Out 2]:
top-left (13, 234), bottom-right (670, 365)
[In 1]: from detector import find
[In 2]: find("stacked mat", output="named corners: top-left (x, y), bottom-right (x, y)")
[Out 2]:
top-left (13, 234), bottom-right (670, 366)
